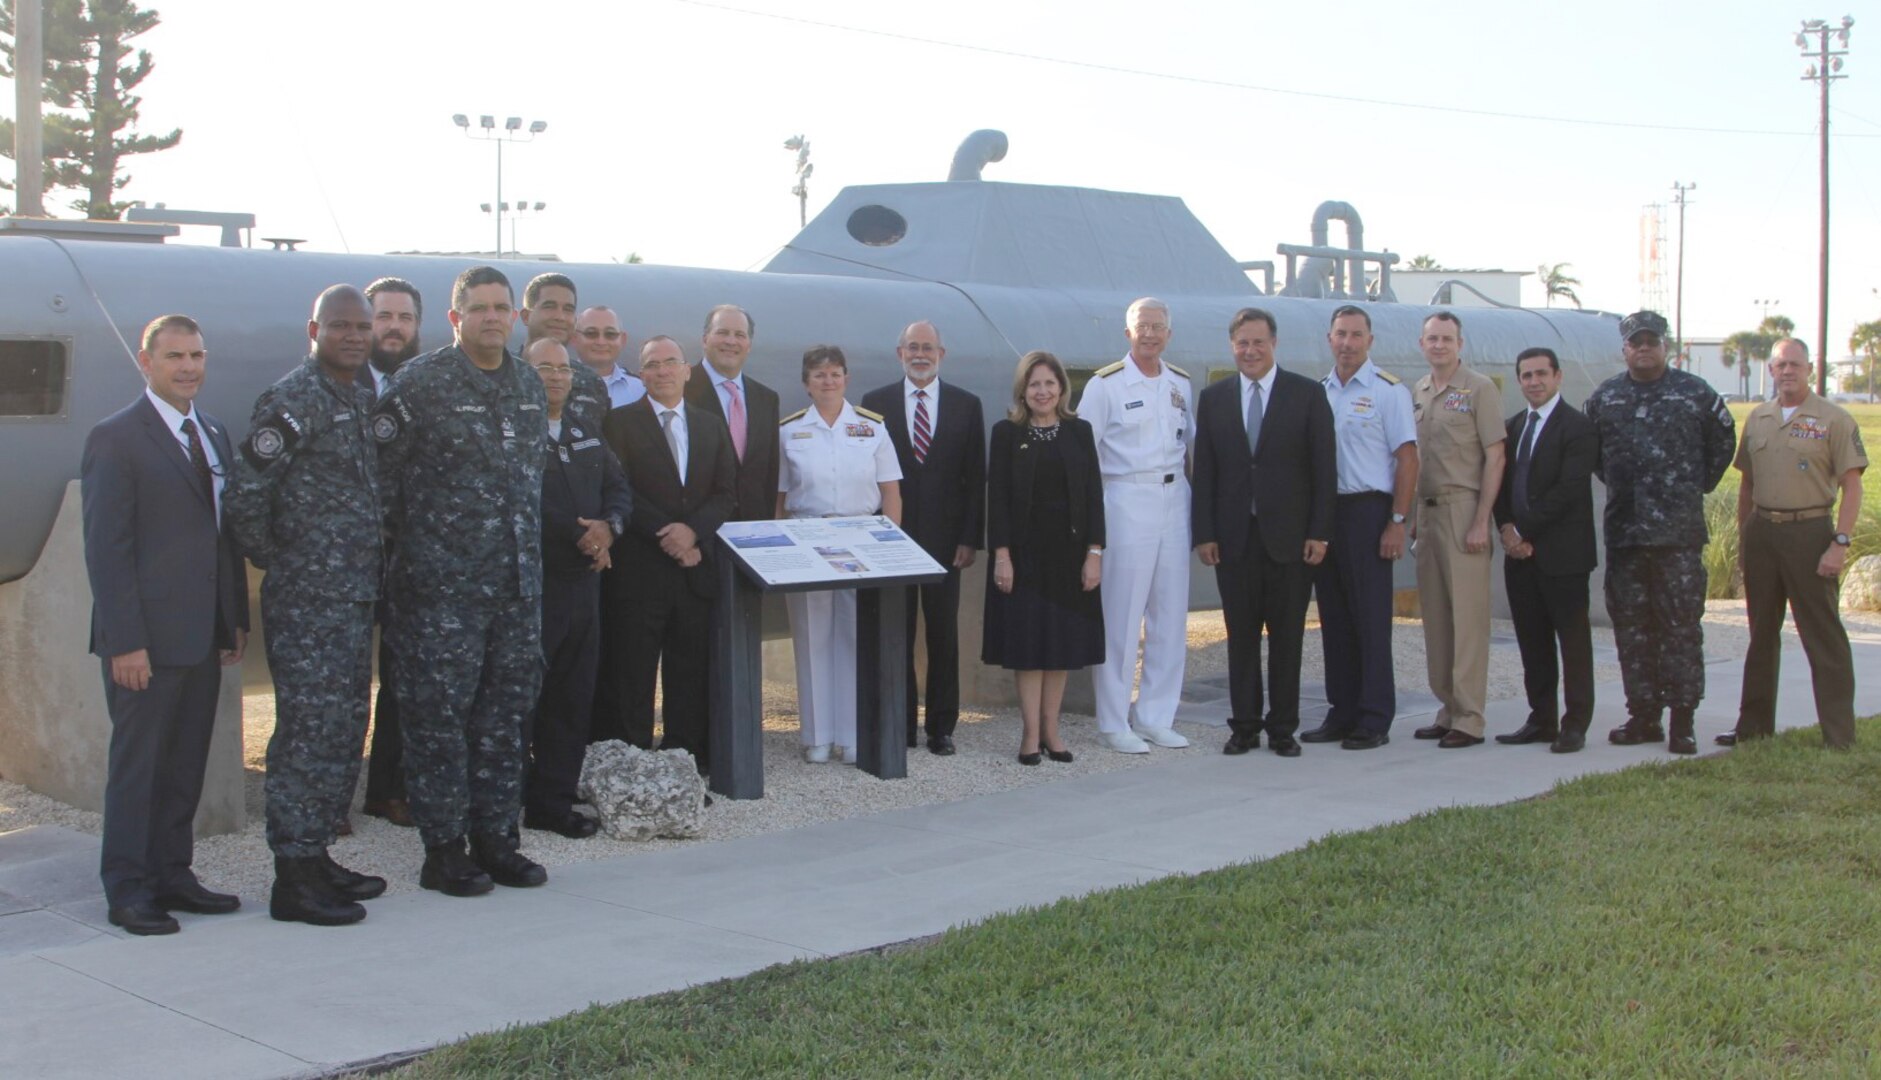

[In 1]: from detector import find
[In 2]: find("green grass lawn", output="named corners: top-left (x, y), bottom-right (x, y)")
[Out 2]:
top-left (399, 720), bottom-right (1881, 1078)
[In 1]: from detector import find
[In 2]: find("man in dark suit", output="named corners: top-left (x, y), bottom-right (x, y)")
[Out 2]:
top-left (81, 314), bottom-right (249, 936)
top-left (603, 336), bottom-right (737, 767)
top-left (1192, 308), bottom-right (1338, 758)
top-left (683, 304), bottom-right (779, 522)
top-left (860, 321), bottom-right (986, 755)
top-left (1493, 346), bottom-right (1599, 753)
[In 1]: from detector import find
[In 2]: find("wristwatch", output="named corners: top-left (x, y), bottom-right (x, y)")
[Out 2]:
top-left (1834, 532), bottom-right (1852, 547)
top-left (1390, 512), bottom-right (1407, 525)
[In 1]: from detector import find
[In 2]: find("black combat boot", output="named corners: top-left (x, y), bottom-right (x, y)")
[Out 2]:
top-left (1667, 709), bottom-right (1698, 755)
top-left (317, 850), bottom-right (387, 901)
top-left (420, 839), bottom-right (495, 897)
top-left (1608, 707), bottom-right (1665, 746)
top-left (471, 833), bottom-right (548, 888)
top-left (270, 856), bottom-right (367, 926)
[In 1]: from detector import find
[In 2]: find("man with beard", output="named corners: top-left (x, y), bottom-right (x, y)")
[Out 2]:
top-left (521, 273), bottom-right (610, 430)
top-left (359, 277), bottom-right (421, 827)
top-left (226, 285), bottom-right (388, 925)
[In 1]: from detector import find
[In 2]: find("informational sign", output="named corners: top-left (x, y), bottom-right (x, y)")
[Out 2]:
top-left (717, 516), bottom-right (945, 590)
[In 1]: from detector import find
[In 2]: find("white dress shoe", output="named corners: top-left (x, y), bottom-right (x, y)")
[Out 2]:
top-left (803, 744), bottom-right (832, 764)
top-left (1133, 725), bottom-right (1190, 749)
top-left (835, 746), bottom-right (858, 765)
top-left (1100, 731), bottom-right (1151, 754)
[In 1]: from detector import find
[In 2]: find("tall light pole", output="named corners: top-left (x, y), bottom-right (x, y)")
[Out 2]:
top-left (783, 135), bottom-right (813, 228)
top-left (454, 114), bottom-right (547, 257)
top-left (12, 0), bottom-right (45, 217)
top-left (481, 201), bottom-right (547, 256)
top-left (1671, 181), bottom-right (1696, 369)
top-left (1798, 16), bottom-right (1853, 396)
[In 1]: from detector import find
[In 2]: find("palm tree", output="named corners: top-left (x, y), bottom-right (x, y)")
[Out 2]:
top-left (1722, 330), bottom-right (1762, 400)
top-left (1406, 254), bottom-right (1442, 271)
top-left (1849, 319), bottom-right (1881, 402)
top-left (1538, 263), bottom-right (1582, 309)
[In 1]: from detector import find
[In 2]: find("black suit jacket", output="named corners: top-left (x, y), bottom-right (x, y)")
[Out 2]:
top-left (684, 366), bottom-right (779, 523)
top-left (1494, 400), bottom-right (1598, 576)
top-left (860, 379), bottom-right (986, 562)
top-left (603, 398), bottom-right (737, 600)
top-left (1191, 368), bottom-right (1337, 563)
top-left (985, 418), bottom-right (1105, 554)
top-left (81, 395), bottom-right (248, 666)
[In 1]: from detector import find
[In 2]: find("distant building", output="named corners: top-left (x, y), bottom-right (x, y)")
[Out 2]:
top-left (1385, 268), bottom-right (1529, 308)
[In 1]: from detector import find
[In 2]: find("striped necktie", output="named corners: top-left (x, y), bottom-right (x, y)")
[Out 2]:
top-left (912, 388), bottom-right (931, 464)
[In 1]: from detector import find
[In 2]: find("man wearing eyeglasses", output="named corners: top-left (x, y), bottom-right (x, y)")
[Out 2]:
top-left (574, 306), bottom-right (645, 408)
top-left (1584, 310), bottom-right (1735, 754)
top-left (524, 339), bottom-right (630, 836)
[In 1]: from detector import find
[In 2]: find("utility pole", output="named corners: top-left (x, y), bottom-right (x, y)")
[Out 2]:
top-left (12, 0), bottom-right (45, 216)
top-left (1671, 181), bottom-right (1695, 370)
top-left (1798, 16), bottom-right (1853, 397)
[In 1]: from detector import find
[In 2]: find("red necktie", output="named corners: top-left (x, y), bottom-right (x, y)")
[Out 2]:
top-left (912, 389), bottom-right (931, 464)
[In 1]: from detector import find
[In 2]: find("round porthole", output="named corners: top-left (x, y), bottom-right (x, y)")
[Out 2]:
top-left (846, 205), bottom-right (907, 246)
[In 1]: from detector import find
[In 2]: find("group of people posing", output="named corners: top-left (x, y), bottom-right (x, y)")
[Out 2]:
top-left (80, 269), bottom-right (1866, 939)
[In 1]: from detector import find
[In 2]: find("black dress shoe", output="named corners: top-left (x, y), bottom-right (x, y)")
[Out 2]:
top-left (421, 840), bottom-right (495, 897)
top-left (472, 835), bottom-right (548, 888)
top-left (1437, 730), bottom-right (1485, 749)
top-left (1715, 731), bottom-right (1738, 747)
top-left (1223, 731), bottom-right (1259, 755)
top-left (1018, 750), bottom-right (1042, 766)
top-left (1340, 731), bottom-right (1390, 751)
top-left (109, 903), bottom-right (179, 936)
top-left (1268, 733), bottom-right (1302, 758)
top-left (1045, 746), bottom-right (1074, 763)
top-left (1297, 724), bottom-right (1349, 744)
top-left (524, 807), bottom-right (600, 839)
top-left (906, 732), bottom-right (919, 749)
top-left (1550, 731), bottom-right (1587, 754)
top-left (1495, 721), bottom-right (1559, 746)
top-left (927, 735), bottom-right (956, 756)
top-left (1413, 723), bottom-right (1449, 740)
top-left (154, 880), bottom-right (240, 915)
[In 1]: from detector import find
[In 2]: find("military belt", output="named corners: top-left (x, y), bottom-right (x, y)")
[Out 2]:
top-left (1112, 471), bottom-right (1178, 485)
top-left (1420, 489), bottom-right (1476, 507)
top-left (1754, 506), bottom-right (1832, 524)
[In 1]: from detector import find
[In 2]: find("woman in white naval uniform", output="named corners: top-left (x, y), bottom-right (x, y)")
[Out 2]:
top-left (776, 346), bottom-right (903, 763)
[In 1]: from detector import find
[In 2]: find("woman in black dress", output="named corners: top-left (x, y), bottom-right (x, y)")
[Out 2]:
top-left (983, 351), bottom-right (1105, 765)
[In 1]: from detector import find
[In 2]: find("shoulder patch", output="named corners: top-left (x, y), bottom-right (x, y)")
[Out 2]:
top-left (780, 407), bottom-right (808, 425)
top-left (241, 411), bottom-right (303, 468)
top-left (1163, 363), bottom-right (1189, 380)
top-left (1095, 360), bottom-right (1126, 378)
top-left (854, 406), bottom-right (885, 422)
top-left (1377, 370), bottom-right (1402, 385)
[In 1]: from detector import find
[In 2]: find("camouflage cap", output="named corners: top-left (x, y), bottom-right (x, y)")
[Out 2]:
top-left (1620, 310), bottom-right (1669, 341)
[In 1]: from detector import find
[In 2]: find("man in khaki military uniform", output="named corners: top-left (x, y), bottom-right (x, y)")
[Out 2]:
top-left (1724, 338), bottom-right (1867, 749)
top-left (1408, 312), bottom-right (1506, 747)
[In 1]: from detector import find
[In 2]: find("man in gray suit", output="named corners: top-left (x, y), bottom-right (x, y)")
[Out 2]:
top-left (81, 314), bottom-right (249, 935)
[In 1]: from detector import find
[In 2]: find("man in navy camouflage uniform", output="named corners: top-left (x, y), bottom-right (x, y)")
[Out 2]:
top-left (521, 272), bottom-right (611, 431)
top-left (226, 285), bottom-right (388, 925)
top-left (1584, 310), bottom-right (1735, 754)
top-left (373, 265), bottom-right (551, 895)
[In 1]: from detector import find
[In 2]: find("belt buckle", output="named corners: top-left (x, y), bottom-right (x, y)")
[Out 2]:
top-left (1162, 473), bottom-right (1174, 484)
top-left (1423, 497), bottom-right (1439, 507)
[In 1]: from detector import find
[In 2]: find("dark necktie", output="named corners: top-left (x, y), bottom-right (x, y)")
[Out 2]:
top-left (1245, 380), bottom-right (1263, 516)
top-left (181, 417), bottom-right (214, 506)
top-left (1513, 409), bottom-right (1539, 515)
top-left (912, 389), bottom-right (932, 464)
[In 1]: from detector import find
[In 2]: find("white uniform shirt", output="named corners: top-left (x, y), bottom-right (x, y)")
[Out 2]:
top-left (1075, 354), bottom-right (1194, 479)
top-left (1322, 359), bottom-right (1416, 495)
top-left (778, 399), bottom-right (902, 517)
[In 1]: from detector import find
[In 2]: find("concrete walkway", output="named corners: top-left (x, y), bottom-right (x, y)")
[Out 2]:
top-left (3, 636), bottom-right (1876, 1080)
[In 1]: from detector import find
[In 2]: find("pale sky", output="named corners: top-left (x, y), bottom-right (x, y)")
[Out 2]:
top-left (7, 0), bottom-right (1879, 353)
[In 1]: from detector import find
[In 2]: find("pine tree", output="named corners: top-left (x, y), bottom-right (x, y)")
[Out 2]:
top-left (1, 0), bottom-right (182, 219)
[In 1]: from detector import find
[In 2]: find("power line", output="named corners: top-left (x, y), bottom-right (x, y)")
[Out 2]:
top-left (669, 0), bottom-right (1881, 139)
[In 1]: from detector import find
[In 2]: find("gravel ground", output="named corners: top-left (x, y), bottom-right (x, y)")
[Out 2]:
top-left (6, 604), bottom-right (1874, 902)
